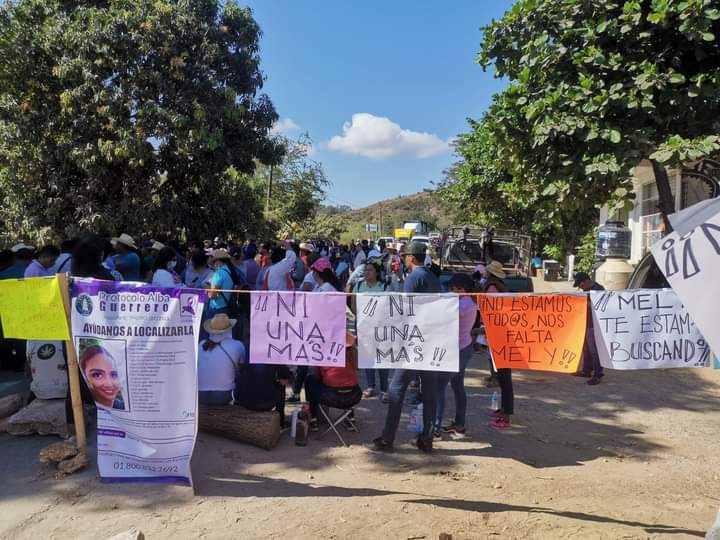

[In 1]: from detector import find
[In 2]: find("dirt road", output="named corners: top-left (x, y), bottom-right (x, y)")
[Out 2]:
top-left (2, 357), bottom-right (719, 540)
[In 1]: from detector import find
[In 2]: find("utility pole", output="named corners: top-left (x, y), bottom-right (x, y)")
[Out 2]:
top-left (265, 164), bottom-right (274, 215)
top-left (379, 203), bottom-right (383, 237)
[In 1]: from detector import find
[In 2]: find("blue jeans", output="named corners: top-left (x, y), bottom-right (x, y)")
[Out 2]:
top-left (381, 369), bottom-right (437, 444)
top-left (363, 369), bottom-right (389, 392)
top-left (435, 344), bottom-right (473, 429)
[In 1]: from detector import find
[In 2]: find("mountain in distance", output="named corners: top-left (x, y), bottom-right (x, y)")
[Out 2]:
top-left (321, 190), bottom-right (454, 240)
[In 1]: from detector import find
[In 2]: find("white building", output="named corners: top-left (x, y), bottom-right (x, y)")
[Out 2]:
top-left (600, 158), bottom-right (720, 264)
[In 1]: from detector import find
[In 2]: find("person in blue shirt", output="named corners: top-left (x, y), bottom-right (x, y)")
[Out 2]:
top-left (111, 234), bottom-right (141, 281)
top-left (373, 241), bottom-right (442, 454)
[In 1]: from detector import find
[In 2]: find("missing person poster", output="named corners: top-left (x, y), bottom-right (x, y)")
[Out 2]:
top-left (71, 278), bottom-right (205, 486)
top-left (591, 289), bottom-right (710, 370)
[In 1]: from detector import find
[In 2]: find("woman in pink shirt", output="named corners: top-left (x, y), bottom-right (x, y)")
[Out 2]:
top-left (434, 274), bottom-right (478, 437)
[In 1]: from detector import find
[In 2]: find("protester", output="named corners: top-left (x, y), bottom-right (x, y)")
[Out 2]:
top-left (374, 241), bottom-right (441, 453)
top-left (151, 246), bottom-right (182, 287)
top-left (5, 245), bottom-right (34, 278)
top-left (241, 245), bottom-right (260, 289)
top-left (479, 261), bottom-right (506, 387)
top-left (0, 250), bottom-right (16, 280)
top-left (50, 239), bottom-right (75, 274)
top-left (258, 242), bottom-right (272, 268)
top-left (206, 249), bottom-right (242, 317)
top-left (352, 260), bottom-right (389, 400)
top-left (198, 314), bottom-right (245, 405)
top-left (311, 256), bottom-right (341, 292)
top-left (111, 233), bottom-right (141, 281)
top-left (305, 332), bottom-right (362, 431)
top-left (346, 249), bottom-right (382, 291)
top-left (482, 261), bottom-right (514, 429)
top-left (573, 271), bottom-right (606, 386)
top-left (183, 251), bottom-right (212, 288)
top-left (260, 244), bottom-right (297, 291)
top-left (234, 361), bottom-right (291, 426)
top-left (23, 245), bottom-right (59, 278)
top-left (299, 252), bottom-right (321, 292)
top-left (435, 273), bottom-right (477, 437)
top-left (353, 239), bottom-right (369, 269)
top-left (72, 234), bottom-right (117, 281)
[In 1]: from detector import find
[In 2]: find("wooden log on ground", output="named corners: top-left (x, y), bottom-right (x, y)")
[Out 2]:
top-left (198, 404), bottom-right (281, 450)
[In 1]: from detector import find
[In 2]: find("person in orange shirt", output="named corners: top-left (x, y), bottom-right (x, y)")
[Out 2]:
top-left (305, 332), bottom-right (362, 431)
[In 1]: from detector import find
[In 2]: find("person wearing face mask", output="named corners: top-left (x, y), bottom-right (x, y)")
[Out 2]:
top-left (151, 247), bottom-right (183, 287)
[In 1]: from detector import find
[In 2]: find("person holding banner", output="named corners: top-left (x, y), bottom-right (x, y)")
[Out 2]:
top-left (373, 241), bottom-right (441, 454)
top-left (573, 272), bottom-right (605, 386)
top-left (434, 274), bottom-right (477, 437)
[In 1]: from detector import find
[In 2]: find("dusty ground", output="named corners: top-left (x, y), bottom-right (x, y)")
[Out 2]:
top-left (1, 359), bottom-right (719, 540)
top-left (2, 280), bottom-right (719, 539)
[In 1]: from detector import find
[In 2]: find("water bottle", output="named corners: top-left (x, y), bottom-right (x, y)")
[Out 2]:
top-left (490, 391), bottom-right (499, 412)
top-left (407, 403), bottom-right (424, 433)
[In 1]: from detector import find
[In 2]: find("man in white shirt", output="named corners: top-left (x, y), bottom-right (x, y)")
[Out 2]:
top-left (198, 314), bottom-right (246, 406)
top-left (353, 239), bottom-right (369, 270)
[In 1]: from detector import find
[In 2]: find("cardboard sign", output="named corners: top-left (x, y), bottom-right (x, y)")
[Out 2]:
top-left (591, 289), bottom-right (710, 369)
top-left (0, 276), bottom-right (70, 340)
top-left (651, 207), bottom-right (720, 357)
top-left (250, 291), bottom-right (347, 366)
top-left (356, 293), bottom-right (459, 372)
top-left (479, 294), bottom-right (586, 373)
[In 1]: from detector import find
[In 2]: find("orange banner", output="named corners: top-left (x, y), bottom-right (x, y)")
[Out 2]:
top-left (478, 294), bottom-right (587, 373)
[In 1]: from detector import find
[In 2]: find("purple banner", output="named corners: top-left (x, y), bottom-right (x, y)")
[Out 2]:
top-left (250, 291), bottom-right (347, 367)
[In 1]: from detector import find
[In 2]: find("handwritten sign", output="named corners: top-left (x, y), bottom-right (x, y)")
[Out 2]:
top-left (356, 293), bottom-right (459, 372)
top-left (591, 289), bottom-right (710, 370)
top-left (479, 294), bottom-right (586, 373)
top-left (0, 276), bottom-right (69, 340)
top-left (250, 291), bottom-right (347, 366)
top-left (651, 207), bottom-right (720, 356)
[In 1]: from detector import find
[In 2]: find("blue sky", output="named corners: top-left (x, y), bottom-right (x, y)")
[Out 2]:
top-left (244, 1), bottom-right (514, 208)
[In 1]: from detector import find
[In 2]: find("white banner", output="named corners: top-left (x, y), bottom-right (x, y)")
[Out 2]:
top-left (356, 293), bottom-right (459, 372)
top-left (71, 279), bottom-right (205, 486)
top-left (591, 289), bottom-right (710, 370)
top-left (651, 206), bottom-right (720, 356)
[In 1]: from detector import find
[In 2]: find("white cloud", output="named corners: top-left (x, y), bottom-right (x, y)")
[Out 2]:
top-left (326, 113), bottom-right (450, 159)
top-left (271, 117), bottom-right (300, 136)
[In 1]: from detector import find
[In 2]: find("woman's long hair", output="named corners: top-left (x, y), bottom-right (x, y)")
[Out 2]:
top-left (71, 234), bottom-right (105, 278)
top-left (316, 268), bottom-right (341, 291)
top-left (152, 247), bottom-right (176, 273)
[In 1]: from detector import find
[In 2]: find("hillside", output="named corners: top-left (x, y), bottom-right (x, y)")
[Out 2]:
top-left (323, 190), bottom-right (454, 241)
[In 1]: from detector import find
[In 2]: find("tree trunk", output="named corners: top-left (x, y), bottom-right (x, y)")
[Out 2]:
top-left (198, 404), bottom-right (281, 450)
top-left (650, 159), bottom-right (675, 234)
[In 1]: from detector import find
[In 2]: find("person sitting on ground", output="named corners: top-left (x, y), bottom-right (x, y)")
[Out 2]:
top-left (24, 245), bottom-right (59, 278)
top-left (198, 314), bottom-right (245, 406)
top-left (305, 332), bottom-right (362, 432)
top-left (151, 246), bottom-right (183, 287)
top-left (573, 271), bottom-right (605, 386)
top-left (435, 273), bottom-right (478, 437)
top-left (234, 357), bottom-right (291, 426)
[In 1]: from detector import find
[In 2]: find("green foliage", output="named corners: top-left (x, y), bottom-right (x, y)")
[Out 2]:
top-left (477, 0), bottom-right (720, 227)
top-left (0, 0), bottom-right (282, 245)
top-left (574, 226), bottom-right (599, 274)
top-left (441, 0), bottom-right (720, 259)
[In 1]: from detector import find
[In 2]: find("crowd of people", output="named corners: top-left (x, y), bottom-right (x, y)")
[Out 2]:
top-left (1, 231), bottom-right (610, 454)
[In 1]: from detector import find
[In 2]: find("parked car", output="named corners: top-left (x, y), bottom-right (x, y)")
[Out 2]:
top-left (626, 253), bottom-right (670, 289)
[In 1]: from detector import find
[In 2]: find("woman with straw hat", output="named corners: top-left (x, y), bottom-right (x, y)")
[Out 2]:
top-left (198, 314), bottom-right (245, 406)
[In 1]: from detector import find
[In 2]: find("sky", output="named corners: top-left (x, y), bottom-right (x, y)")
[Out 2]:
top-left (244, 1), bottom-right (514, 208)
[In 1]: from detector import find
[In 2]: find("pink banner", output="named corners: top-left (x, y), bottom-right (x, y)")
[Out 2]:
top-left (250, 291), bottom-right (347, 366)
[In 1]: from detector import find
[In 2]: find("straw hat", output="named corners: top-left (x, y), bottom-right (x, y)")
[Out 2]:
top-left (299, 242), bottom-right (314, 252)
top-left (11, 243), bottom-right (34, 253)
top-left (386, 243), bottom-right (398, 252)
top-left (150, 241), bottom-right (165, 251)
top-left (111, 233), bottom-right (138, 250)
top-left (486, 260), bottom-right (507, 279)
top-left (203, 313), bottom-right (237, 335)
top-left (208, 248), bottom-right (232, 263)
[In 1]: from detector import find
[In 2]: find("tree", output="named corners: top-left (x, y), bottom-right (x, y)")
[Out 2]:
top-left (478, 0), bottom-right (720, 233)
top-left (0, 0), bottom-right (281, 244)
